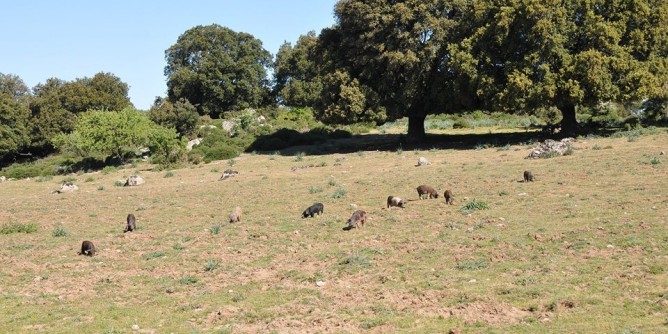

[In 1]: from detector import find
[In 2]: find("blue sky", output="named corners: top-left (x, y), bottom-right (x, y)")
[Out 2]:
top-left (1, 1), bottom-right (337, 109)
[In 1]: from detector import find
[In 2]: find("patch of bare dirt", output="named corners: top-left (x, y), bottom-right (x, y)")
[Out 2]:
top-left (446, 301), bottom-right (532, 324)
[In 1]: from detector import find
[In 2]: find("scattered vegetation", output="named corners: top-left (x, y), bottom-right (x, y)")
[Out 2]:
top-left (1, 223), bottom-right (38, 234)
top-left (52, 225), bottom-right (68, 237)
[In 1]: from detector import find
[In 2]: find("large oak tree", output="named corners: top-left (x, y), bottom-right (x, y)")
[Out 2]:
top-left (450, 0), bottom-right (668, 135)
top-left (317, 0), bottom-right (469, 139)
top-left (165, 24), bottom-right (272, 118)
top-left (319, 0), bottom-right (667, 138)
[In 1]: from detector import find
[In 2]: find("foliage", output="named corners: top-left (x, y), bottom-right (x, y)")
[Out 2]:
top-left (0, 93), bottom-right (31, 162)
top-left (149, 97), bottom-right (199, 137)
top-left (188, 127), bottom-right (245, 163)
top-left (0, 222), bottom-right (38, 234)
top-left (317, 0), bottom-right (668, 138)
top-left (314, 70), bottom-right (386, 125)
top-left (447, 0), bottom-right (668, 135)
top-left (165, 24), bottom-right (273, 118)
top-left (0, 72), bottom-right (31, 104)
top-left (52, 225), bottom-right (68, 237)
top-left (460, 199), bottom-right (490, 214)
top-left (29, 73), bottom-right (132, 153)
top-left (53, 108), bottom-right (185, 164)
top-left (273, 31), bottom-right (323, 107)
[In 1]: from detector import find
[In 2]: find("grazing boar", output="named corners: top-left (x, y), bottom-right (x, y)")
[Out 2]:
top-left (416, 185), bottom-right (439, 199)
top-left (444, 190), bottom-right (454, 205)
top-left (229, 206), bottom-right (242, 223)
top-left (79, 240), bottom-right (96, 257)
top-left (387, 196), bottom-right (406, 208)
top-left (346, 210), bottom-right (367, 228)
top-left (124, 213), bottom-right (136, 233)
top-left (523, 170), bottom-right (534, 182)
top-left (302, 203), bottom-right (324, 218)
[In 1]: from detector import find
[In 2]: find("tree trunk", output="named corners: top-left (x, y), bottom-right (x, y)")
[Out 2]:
top-left (407, 114), bottom-right (426, 142)
top-left (559, 104), bottom-right (578, 137)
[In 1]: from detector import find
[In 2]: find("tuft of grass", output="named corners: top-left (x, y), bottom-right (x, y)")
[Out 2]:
top-left (294, 152), bottom-right (305, 162)
top-left (203, 260), bottom-right (221, 272)
top-left (592, 144), bottom-right (601, 150)
top-left (97, 185), bottom-right (105, 191)
top-left (113, 180), bottom-right (124, 187)
top-left (360, 318), bottom-right (385, 329)
top-left (210, 167), bottom-right (219, 173)
top-left (173, 243), bottom-right (185, 250)
top-left (542, 150), bottom-right (561, 159)
top-left (456, 259), bottom-right (488, 271)
top-left (340, 252), bottom-right (370, 268)
top-left (331, 187), bottom-right (347, 199)
top-left (143, 251), bottom-right (166, 260)
top-left (178, 276), bottom-right (198, 285)
top-left (84, 177), bottom-right (94, 182)
top-left (209, 224), bottom-right (222, 235)
top-left (52, 225), bottom-right (68, 237)
top-left (231, 293), bottom-right (245, 302)
top-left (327, 179), bottom-right (337, 187)
top-left (1, 223), bottom-right (38, 234)
top-left (396, 147), bottom-right (403, 155)
top-left (308, 186), bottom-right (323, 194)
top-left (227, 159), bottom-right (236, 167)
top-left (563, 145), bottom-right (575, 156)
top-left (164, 171), bottom-right (174, 178)
top-left (649, 157), bottom-right (661, 166)
top-left (357, 151), bottom-right (365, 157)
top-left (460, 199), bottom-right (490, 214)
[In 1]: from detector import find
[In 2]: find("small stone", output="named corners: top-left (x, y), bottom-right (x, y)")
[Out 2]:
top-left (131, 324), bottom-right (139, 331)
top-left (660, 151), bottom-right (665, 155)
top-left (519, 192), bottom-right (528, 196)
top-left (499, 217), bottom-right (506, 221)
top-left (606, 244), bottom-right (614, 249)
top-left (315, 280), bottom-right (325, 287)
top-left (468, 279), bottom-right (477, 283)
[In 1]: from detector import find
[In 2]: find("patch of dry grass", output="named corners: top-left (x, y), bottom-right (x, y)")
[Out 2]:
top-left (0, 130), bottom-right (666, 333)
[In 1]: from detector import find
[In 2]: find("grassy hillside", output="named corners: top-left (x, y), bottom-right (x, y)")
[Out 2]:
top-left (0, 130), bottom-right (666, 333)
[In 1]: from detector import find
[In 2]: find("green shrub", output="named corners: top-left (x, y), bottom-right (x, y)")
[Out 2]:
top-left (52, 225), bottom-right (68, 237)
top-left (453, 117), bottom-right (473, 129)
top-left (1, 223), bottom-right (38, 234)
top-left (460, 199), bottom-right (490, 214)
top-left (203, 260), bottom-right (221, 272)
top-left (202, 144), bottom-right (239, 163)
top-left (178, 276), bottom-right (198, 285)
top-left (142, 251), bottom-right (166, 260)
top-left (209, 224), bottom-right (222, 235)
top-left (331, 187), bottom-right (347, 199)
top-left (456, 259), bottom-right (488, 270)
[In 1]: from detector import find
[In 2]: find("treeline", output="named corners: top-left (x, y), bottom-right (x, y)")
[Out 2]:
top-left (2, 0), bottom-right (668, 170)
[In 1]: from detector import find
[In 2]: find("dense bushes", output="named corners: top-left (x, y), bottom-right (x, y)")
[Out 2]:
top-left (53, 108), bottom-right (185, 165)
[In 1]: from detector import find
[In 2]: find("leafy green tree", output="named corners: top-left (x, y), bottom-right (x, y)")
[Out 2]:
top-left (165, 24), bottom-right (273, 118)
top-left (315, 70), bottom-right (386, 124)
top-left (273, 31), bottom-right (323, 107)
top-left (53, 108), bottom-right (185, 163)
top-left (446, 0), bottom-right (668, 135)
top-left (317, 0), bottom-right (467, 140)
top-left (0, 93), bottom-right (31, 162)
top-left (149, 97), bottom-right (199, 138)
top-left (0, 73), bottom-right (31, 104)
top-left (28, 73), bottom-right (132, 153)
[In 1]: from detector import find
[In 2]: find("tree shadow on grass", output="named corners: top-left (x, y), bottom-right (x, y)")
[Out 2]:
top-left (247, 128), bottom-right (571, 157)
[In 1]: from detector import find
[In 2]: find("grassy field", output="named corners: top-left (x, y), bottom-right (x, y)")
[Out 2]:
top-left (0, 129), bottom-right (667, 333)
